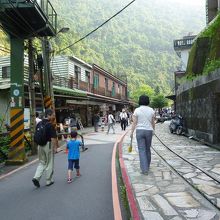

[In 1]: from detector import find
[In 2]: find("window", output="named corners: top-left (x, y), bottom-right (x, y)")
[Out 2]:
top-left (118, 84), bottom-right (120, 94)
top-left (2, 66), bottom-right (10, 78)
top-left (112, 82), bottom-right (115, 97)
top-left (94, 74), bottom-right (99, 89)
top-left (85, 71), bottom-right (90, 83)
top-left (105, 78), bottom-right (108, 90)
top-left (74, 65), bottom-right (81, 80)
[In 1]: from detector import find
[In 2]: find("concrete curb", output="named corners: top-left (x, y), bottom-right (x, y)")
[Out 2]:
top-left (112, 134), bottom-right (124, 220)
top-left (0, 158), bottom-right (38, 180)
top-left (0, 129), bottom-right (94, 180)
top-left (0, 145), bottom-right (66, 181)
top-left (118, 131), bottom-right (141, 220)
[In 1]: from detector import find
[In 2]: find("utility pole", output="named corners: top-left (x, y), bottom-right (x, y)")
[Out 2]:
top-left (41, 37), bottom-right (54, 111)
top-left (28, 39), bottom-right (37, 155)
top-left (41, 37), bottom-right (57, 127)
top-left (0, 0), bottom-right (57, 165)
top-left (36, 54), bottom-right (45, 110)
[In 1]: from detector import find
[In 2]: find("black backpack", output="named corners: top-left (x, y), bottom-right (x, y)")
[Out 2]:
top-left (34, 121), bottom-right (48, 146)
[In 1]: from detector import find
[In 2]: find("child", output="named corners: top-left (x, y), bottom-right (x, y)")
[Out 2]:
top-left (66, 131), bottom-right (82, 183)
top-left (101, 117), bottom-right (105, 131)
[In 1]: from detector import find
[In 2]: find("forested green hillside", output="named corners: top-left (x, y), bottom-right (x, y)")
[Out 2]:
top-left (0, 0), bottom-right (206, 96)
top-left (50, 0), bottom-right (206, 95)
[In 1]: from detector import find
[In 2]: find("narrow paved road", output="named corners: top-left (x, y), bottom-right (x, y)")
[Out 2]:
top-left (0, 128), bottom-right (125, 220)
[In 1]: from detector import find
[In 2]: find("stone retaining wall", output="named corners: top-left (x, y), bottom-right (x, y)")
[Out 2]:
top-left (176, 70), bottom-right (220, 145)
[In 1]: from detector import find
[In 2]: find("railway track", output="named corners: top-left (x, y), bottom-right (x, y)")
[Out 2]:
top-left (153, 133), bottom-right (220, 210)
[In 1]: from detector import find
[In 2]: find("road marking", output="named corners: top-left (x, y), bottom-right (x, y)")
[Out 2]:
top-left (118, 130), bottom-right (141, 220)
top-left (0, 159), bottom-right (38, 180)
top-left (112, 134), bottom-right (124, 220)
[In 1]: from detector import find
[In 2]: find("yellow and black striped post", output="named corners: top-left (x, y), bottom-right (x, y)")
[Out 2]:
top-left (7, 109), bottom-right (26, 164)
top-left (44, 95), bottom-right (52, 109)
top-left (44, 95), bottom-right (57, 127)
top-left (6, 38), bottom-right (27, 165)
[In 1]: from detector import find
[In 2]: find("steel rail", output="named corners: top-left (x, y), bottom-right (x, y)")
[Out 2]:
top-left (153, 133), bottom-right (220, 211)
top-left (154, 133), bottom-right (220, 184)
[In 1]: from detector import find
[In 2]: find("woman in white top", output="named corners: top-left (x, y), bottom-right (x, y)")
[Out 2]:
top-left (130, 95), bottom-right (155, 175)
top-left (107, 111), bottom-right (115, 134)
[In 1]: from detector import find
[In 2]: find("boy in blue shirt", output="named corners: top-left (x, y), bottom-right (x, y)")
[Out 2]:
top-left (66, 131), bottom-right (82, 183)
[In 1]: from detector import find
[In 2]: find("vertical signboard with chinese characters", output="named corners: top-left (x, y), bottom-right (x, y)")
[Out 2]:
top-left (6, 38), bottom-right (26, 165)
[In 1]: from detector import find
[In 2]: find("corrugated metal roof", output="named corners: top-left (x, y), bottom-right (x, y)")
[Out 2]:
top-left (53, 85), bottom-right (87, 97)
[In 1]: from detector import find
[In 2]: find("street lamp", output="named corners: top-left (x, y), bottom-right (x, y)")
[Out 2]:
top-left (57, 27), bottom-right (70, 34)
top-left (48, 27), bottom-right (70, 40)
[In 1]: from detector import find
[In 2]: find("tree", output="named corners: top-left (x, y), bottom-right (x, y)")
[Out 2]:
top-left (151, 94), bottom-right (168, 110)
top-left (130, 84), bottom-right (154, 103)
top-left (154, 86), bottom-right (160, 95)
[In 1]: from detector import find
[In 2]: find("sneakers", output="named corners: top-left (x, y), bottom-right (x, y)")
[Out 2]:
top-left (76, 172), bottom-right (81, 177)
top-left (67, 178), bottom-right (72, 183)
top-left (140, 171), bottom-right (148, 175)
top-left (82, 147), bottom-right (88, 152)
top-left (32, 178), bottom-right (40, 188)
top-left (46, 181), bottom-right (54, 186)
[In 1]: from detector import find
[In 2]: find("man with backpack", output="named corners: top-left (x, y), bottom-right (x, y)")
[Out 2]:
top-left (32, 108), bottom-right (59, 188)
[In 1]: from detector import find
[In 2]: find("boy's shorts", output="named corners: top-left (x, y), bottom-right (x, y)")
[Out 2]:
top-left (68, 159), bottom-right (80, 170)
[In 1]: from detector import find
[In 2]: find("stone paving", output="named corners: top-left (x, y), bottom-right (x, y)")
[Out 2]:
top-left (122, 122), bottom-right (220, 220)
top-left (154, 122), bottom-right (220, 209)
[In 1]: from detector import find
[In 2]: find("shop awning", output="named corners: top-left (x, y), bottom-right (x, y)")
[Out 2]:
top-left (87, 92), bottom-right (129, 104)
top-left (128, 99), bottom-right (138, 107)
top-left (53, 85), bottom-right (87, 97)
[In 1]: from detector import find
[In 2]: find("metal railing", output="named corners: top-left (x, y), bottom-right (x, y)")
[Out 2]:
top-left (53, 75), bottom-right (70, 88)
top-left (0, 74), bottom-right (126, 100)
top-left (79, 81), bottom-right (89, 91)
top-left (174, 36), bottom-right (195, 50)
top-left (38, 0), bottom-right (57, 32)
top-left (0, 0), bottom-right (57, 32)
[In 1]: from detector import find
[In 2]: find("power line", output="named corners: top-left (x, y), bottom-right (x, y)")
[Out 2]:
top-left (57, 0), bottom-right (136, 53)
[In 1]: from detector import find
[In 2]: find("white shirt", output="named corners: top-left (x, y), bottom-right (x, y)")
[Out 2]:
top-left (36, 117), bottom-right (42, 125)
top-left (133, 106), bottom-right (155, 130)
top-left (108, 114), bottom-right (115, 124)
top-left (120, 112), bottom-right (128, 120)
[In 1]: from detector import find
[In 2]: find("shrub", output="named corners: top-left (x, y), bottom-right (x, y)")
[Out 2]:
top-left (0, 134), bottom-right (10, 162)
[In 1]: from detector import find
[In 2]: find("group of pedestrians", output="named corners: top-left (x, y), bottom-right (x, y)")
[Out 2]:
top-left (92, 108), bottom-right (131, 134)
top-left (32, 94), bottom-right (155, 188)
top-left (32, 108), bottom-right (82, 188)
